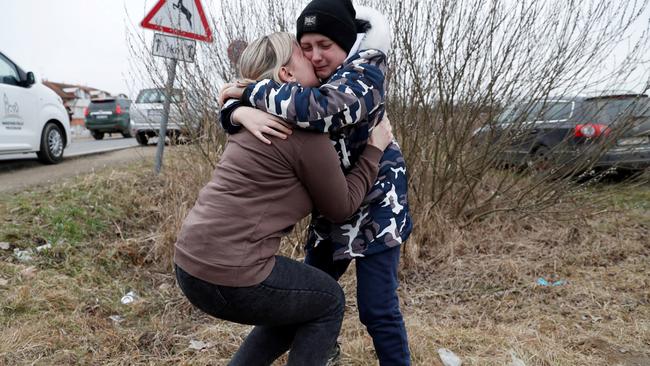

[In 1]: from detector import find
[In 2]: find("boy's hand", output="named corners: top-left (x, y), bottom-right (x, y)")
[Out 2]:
top-left (368, 115), bottom-right (393, 151)
top-left (219, 82), bottom-right (246, 105)
top-left (232, 107), bottom-right (293, 145)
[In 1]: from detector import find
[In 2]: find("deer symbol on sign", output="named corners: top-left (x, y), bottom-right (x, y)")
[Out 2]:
top-left (172, 0), bottom-right (193, 28)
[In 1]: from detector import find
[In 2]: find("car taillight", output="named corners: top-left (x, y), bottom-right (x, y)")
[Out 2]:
top-left (116, 105), bottom-right (122, 115)
top-left (575, 124), bottom-right (609, 138)
top-left (84, 107), bottom-right (89, 117)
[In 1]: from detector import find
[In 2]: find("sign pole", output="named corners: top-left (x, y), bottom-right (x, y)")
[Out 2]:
top-left (154, 58), bottom-right (178, 175)
top-left (141, 0), bottom-right (213, 174)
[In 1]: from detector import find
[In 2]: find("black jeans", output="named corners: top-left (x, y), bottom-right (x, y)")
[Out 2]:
top-left (175, 256), bottom-right (345, 366)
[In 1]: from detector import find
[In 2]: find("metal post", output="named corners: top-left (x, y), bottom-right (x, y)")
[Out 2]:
top-left (154, 58), bottom-right (178, 175)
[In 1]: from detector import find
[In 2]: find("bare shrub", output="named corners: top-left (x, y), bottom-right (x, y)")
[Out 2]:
top-left (380, 0), bottom-right (648, 213)
top-left (126, 0), bottom-right (650, 267)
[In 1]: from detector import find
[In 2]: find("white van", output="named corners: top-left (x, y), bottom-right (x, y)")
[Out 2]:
top-left (0, 51), bottom-right (71, 164)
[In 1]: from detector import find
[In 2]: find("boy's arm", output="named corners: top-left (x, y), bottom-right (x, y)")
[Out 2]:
top-left (219, 99), bottom-right (243, 134)
top-left (241, 49), bottom-right (387, 133)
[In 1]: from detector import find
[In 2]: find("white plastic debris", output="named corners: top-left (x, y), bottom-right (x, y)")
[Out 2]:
top-left (189, 339), bottom-right (211, 351)
top-left (20, 266), bottom-right (37, 279)
top-left (35, 243), bottom-right (52, 252)
top-left (120, 291), bottom-right (138, 305)
top-left (510, 351), bottom-right (526, 366)
top-left (438, 348), bottom-right (462, 366)
top-left (0, 242), bottom-right (11, 250)
top-left (13, 248), bottom-right (33, 262)
top-left (109, 315), bottom-right (125, 323)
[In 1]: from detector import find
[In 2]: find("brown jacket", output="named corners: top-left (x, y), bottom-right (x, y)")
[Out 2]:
top-left (174, 129), bottom-right (382, 286)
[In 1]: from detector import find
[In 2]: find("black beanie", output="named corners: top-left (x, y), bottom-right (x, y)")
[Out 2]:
top-left (296, 0), bottom-right (357, 54)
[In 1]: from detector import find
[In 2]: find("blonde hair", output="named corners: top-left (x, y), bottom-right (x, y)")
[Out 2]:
top-left (238, 32), bottom-right (296, 85)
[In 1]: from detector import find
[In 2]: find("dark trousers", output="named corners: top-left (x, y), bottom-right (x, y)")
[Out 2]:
top-left (306, 243), bottom-right (411, 366)
top-left (175, 256), bottom-right (345, 366)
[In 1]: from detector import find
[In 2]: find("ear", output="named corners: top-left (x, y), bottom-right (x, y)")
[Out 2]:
top-left (278, 66), bottom-right (296, 83)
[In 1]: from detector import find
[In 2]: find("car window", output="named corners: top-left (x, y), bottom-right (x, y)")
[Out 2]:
top-left (584, 98), bottom-right (650, 124)
top-left (497, 102), bottom-right (541, 124)
top-left (0, 54), bottom-right (20, 86)
top-left (88, 100), bottom-right (116, 110)
top-left (135, 89), bottom-right (182, 104)
top-left (496, 106), bottom-right (517, 124)
top-left (540, 101), bottom-right (572, 121)
top-left (636, 99), bottom-right (650, 116)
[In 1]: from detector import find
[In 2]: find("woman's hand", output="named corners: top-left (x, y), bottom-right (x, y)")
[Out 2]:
top-left (232, 107), bottom-right (293, 144)
top-left (368, 116), bottom-right (394, 151)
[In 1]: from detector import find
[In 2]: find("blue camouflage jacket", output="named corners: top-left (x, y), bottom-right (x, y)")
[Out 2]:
top-left (220, 48), bottom-right (412, 260)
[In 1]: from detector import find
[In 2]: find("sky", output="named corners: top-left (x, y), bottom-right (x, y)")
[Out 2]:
top-left (1, 0), bottom-right (649, 99)
top-left (1, 0), bottom-right (165, 97)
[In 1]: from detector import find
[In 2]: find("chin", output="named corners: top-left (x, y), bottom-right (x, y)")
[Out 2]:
top-left (316, 71), bottom-right (331, 79)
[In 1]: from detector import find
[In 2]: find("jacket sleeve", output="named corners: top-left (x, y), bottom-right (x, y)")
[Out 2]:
top-left (218, 99), bottom-right (243, 134)
top-left (295, 134), bottom-right (383, 223)
top-left (241, 49), bottom-right (387, 134)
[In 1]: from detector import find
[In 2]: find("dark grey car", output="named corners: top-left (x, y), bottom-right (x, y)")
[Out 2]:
top-left (476, 94), bottom-right (650, 172)
top-left (85, 97), bottom-right (132, 140)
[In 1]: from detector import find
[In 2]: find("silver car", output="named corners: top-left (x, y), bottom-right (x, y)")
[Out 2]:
top-left (130, 88), bottom-right (184, 145)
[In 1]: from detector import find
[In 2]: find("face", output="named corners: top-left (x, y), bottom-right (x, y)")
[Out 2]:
top-left (299, 33), bottom-right (347, 79)
top-left (282, 44), bottom-right (320, 87)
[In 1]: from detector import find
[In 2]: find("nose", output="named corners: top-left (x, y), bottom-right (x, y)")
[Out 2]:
top-left (311, 48), bottom-right (323, 63)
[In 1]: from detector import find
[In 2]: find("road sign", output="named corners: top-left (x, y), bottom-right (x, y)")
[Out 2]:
top-left (141, 0), bottom-right (213, 42)
top-left (152, 33), bottom-right (196, 62)
top-left (141, 0), bottom-right (212, 174)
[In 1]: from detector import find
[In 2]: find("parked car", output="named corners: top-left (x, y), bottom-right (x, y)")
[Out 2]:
top-left (129, 88), bottom-right (186, 146)
top-left (84, 97), bottom-right (132, 139)
top-left (0, 51), bottom-right (71, 164)
top-left (475, 94), bottom-right (650, 173)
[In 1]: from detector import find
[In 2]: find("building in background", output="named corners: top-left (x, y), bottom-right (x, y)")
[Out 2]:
top-left (42, 81), bottom-right (112, 135)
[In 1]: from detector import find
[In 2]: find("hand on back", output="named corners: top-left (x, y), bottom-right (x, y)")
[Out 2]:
top-left (368, 116), bottom-right (393, 151)
top-left (232, 107), bottom-right (293, 145)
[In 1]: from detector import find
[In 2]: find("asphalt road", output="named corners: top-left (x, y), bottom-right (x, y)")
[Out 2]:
top-left (0, 135), bottom-right (140, 162)
top-left (0, 135), bottom-right (158, 193)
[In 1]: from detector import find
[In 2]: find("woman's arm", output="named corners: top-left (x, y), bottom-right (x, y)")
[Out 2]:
top-left (219, 101), bottom-right (293, 143)
top-left (296, 117), bottom-right (393, 222)
top-left (242, 49), bottom-right (387, 134)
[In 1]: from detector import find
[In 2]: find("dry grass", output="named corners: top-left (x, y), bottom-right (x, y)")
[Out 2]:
top-left (0, 147), bottom-right (648, 365)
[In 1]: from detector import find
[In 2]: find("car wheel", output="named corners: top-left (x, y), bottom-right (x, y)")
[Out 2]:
top-left (91, 130), bottom-right (105, 140)
top-left (169, 131), bottom-right (181, 145)
top-left (36, 123), bottom-right (65, 164)
top-left (526, 146), bottom-right (552, 172)
top-left (121, 130), bottom-right (132, 138)
top-left (135, 132), bottom-right (149, 146)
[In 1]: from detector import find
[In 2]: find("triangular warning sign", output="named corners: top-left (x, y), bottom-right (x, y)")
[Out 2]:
top-left (141, 0), bottom-right (213, 42)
